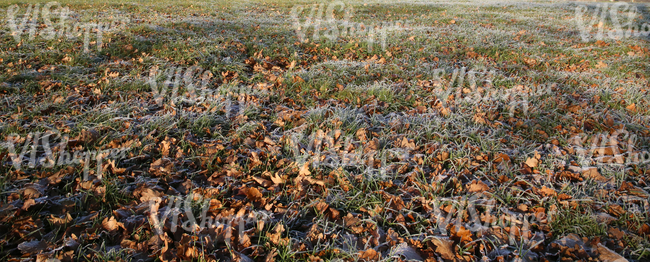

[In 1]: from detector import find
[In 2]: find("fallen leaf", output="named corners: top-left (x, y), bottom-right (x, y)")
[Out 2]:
top-left (597, 243), bottom-right (628, 262)
top-left (102, 216), bottom-right (121, 232)
top-left (582, 167), bottom-right (609, 182)
top-left (245, 187), bottom-right (263, 201)
top-left (494, 153), bottom-right (510, 163)
top-left (17, 240), bottom-right (47, 254)
top-left (450, 225), bottom-right (473, 244)
top-left (626, 103), bottom-right (636, 112)
top-left (467, 180), bottom-right (490, 193)
top-left (299, 162), bottom-right (311, 176)
top-left (390, 243), bottom-right (423, 261)
top-left (525, 157), bottom-right (539, 168)
top-left (430, 236), bottom-right (455, 260)
top-left (252, 177), bottom-right (273, 187)
top-left (359, 248), bottom-right (380, 261)
top-left (595, 212), bottom-right (617, 224)
top-left (539, 186), bottom-right (557, 197)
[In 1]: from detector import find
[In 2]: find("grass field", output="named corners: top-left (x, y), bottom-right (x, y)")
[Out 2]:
top-left (0, 0), bottom-right (649, 261)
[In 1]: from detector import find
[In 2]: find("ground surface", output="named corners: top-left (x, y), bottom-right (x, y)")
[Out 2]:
top-left (0, 0), bottom-right (649, 261)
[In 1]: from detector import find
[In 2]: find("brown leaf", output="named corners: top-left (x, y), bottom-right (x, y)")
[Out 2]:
top-left (400, 137), bottom-right (416, 149)
top-left (494, 153), bottom-right (510, 163)
top-left (343, 213), bottom-right (361, 227)
top-left (267, 224), bottom-right (285, 245)
top-left (17, 240), bottom-right (47, 254)
top-left (467, 180), bottom-right (490, 193)
top-left (299, 162), bottom-right (311, 177)
top-left (582, 167), bottom-right (609, 182)
top-left (245, 187), bottom-right (263, 201)
top-left (102, 216), bottom-right (121, 232)
top-left (161, 140), bottom-right (171, 157)
top-left (22, 199), bottom-right (36, 210)
top-left (525, 157), bottom-right (538, 168)
top-left (450, 225), bottom-right (473, 244)
top-left (595, 212), bottom-right (617, 225)
top-left (539, 186), bottom-right (557, 197)
top-left (597, 243), bottom-right (628, 262)
top-left (315, 202), bottom-right (329, 213)
top-left (619, 181), bottom-right (650, 198)
top-left (390, 243), bottom-right (423, 261)
top-left (430, 236), bottom-right (455, 260)
top-left (252, 176), bottom-right (273, 187)
top-left (608, 227), bottom-right (625, 240)
top-left (270, 173), bottom-right (285, 184)
top-left (49, 213), bottom-right (74, 227)
top-left (265, 248), bottom-right (278, 262)
top-left (356, 128), bottom-right (368, 141)
top-left (359, 248), bottom-right (380, 261)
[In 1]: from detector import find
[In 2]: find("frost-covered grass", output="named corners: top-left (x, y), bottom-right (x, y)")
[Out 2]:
top-left (0, 0), bottom-right (649, 261)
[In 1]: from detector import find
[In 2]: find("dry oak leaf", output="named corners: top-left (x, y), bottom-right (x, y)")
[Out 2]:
top-left (467, 180), bottom-right (490, 193)
top-left (160, 139), bottom-right (172, 157)
top-left (267, 224), bottom-right (285, 245)
top-left (390, 243), bottom-right (424, 261)
top-left (49, 213), bottom-right (74, 227)
top-left (17, 240), bottom-right (47, 254)
top-left (22, 199), bottom-right (36, 210)
top-left (356, 128), bottom-right (368, 141)
top-left (597, 243), bottom-right (628, 262)
top-left (102, 216), bottom-right (124, 232)
top-left (539, 186), bottom-right (557, 197)
top-left (269, 173), bottom-right (285, 185)
top-left (525, 157), bottom-right (539, 168)
top-left (295, 162), bottom-right (325, 187)
top-left (451, 225), bottom-right (473, 244)
top-left (134, 187), bottom-right (164, 202)
top-left (299, 162), bottom-right (311, 176)
top-left (400, 137), bottom-right (416, 150)
top-left (595, 212), bottom-right (617, 225)
top-left (582, 167), bottom-right (609, 182)
top-left (245, 187), bottom-right (263, 202)
top-left (494, 153), bottom-right (510, 163)
top-left (619, 181), bottom-right (650, 198)
top-left (343, 213), bottom-right (361, 227)
top-left (359, 249), bottom-right (380, 261)
top-left (430, 236), bottom-right (456, 261)
top-left (252, 176), bottom-right (273, 188)
top-left (608, 205), bottom-right (625, 217)
top-left (315, 201), bottom-right (329, 213)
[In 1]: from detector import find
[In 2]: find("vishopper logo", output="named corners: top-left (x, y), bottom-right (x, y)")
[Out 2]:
top-left (426, 66), bottom-right (554, 117)
top-left (5, 2), bottom-right (130, 52)
top-left (147, 64), bottom-right (269, 113)
top-left (289, 1), bottom-right (406, 52)
top-left (1, 130), bottom-right (129, 180)
top-left (570, 129), bottom-right (650, 168)
top-left (430, 193), bottom-right (548, 247)
top-left (285, 128), bottom-right (408, 179)
top-left (147, 65), bottom-right (213, 106)
top-left (148, 193), bottom-right (270, 245)
top-left (285, 126), bottom-right (439, 181)
top-left (575, 2), bottom-right (650, 42)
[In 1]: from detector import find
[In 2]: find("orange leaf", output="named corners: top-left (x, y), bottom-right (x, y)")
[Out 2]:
top-left (245, 187), bottom-right (263, 201)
